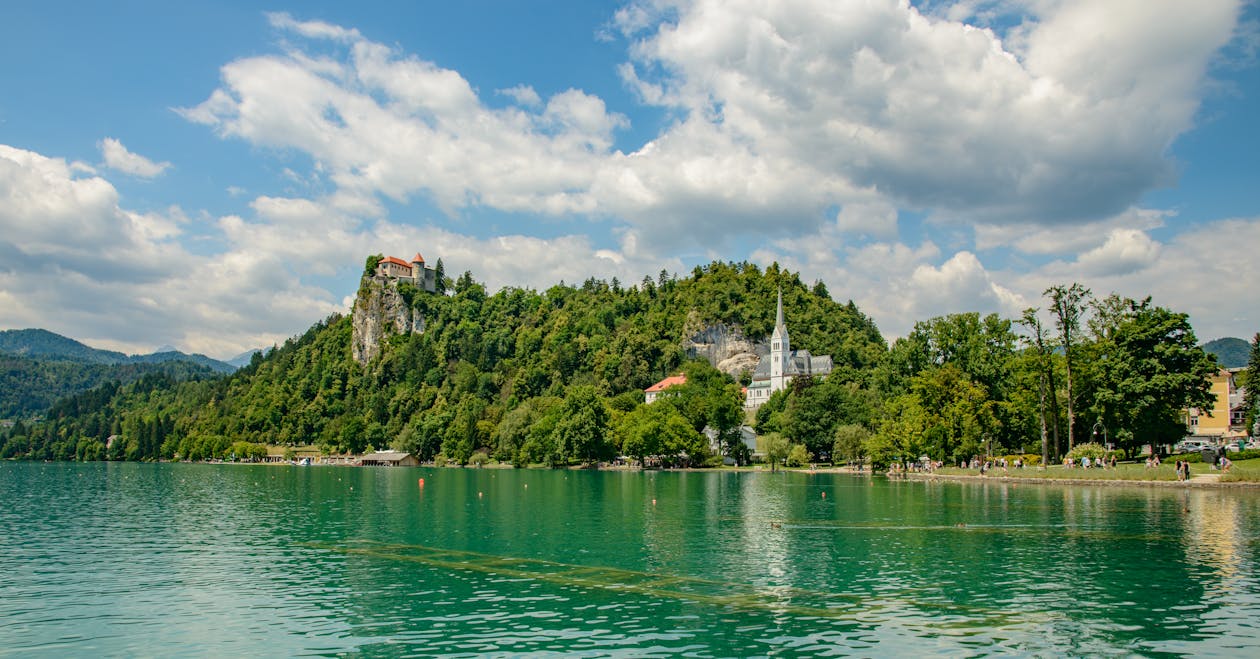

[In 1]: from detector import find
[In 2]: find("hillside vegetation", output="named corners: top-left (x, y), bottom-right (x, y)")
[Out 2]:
top-left (1, 260), bottom-right (1229, 469)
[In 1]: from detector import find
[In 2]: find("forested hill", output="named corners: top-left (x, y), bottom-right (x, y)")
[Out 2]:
top-left (1202, 337), bottom-right (1249, 368)
top-left (0, 353), bottom-right (224, 419)
top-left (0, 328), bottom-right (236, 373)
top-left (3, 261), bottom-right (888, 462)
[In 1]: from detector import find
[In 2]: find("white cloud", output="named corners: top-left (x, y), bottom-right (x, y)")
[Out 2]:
top-left (177, 2), bottom-right (1240, 257)
top-left (1070, 228), bottom-right (1162, 277)
top-left (974, 207), bottom-right (1170, 255)
top-left (498, 84), bottom-right (542, 107)
top-left (98, 138), bottom-right (172, 178)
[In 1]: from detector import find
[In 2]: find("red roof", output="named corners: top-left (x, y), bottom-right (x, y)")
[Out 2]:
top-left (379, 256), bottom-right (412, 269)
top-left (411, 252), bottom-right (425, 264)
top-left (645, 374), bottom-right (687, 393)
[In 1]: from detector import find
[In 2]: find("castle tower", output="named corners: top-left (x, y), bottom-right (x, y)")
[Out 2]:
top-left (410, 253), bottom-right (425, 284)
top-left (769, 288), bottom-right (791, 393)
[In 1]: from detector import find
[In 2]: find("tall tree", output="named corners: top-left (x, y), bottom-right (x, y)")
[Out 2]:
top-left (1243, 333), bottom-right (1260, 435)
top-left (1046, 283), bottom-right (1091, 450)
top-left (1087, 296), bottom-right (1217, 456)
top-left (1018, 308), bottom-right (1052, 466)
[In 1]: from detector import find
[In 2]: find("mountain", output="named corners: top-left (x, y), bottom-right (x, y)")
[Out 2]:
top-left (0, 352), bottom-right (224, 419)
top-left (0, 328), bottom-right (128, 364)
top-left (227, 348), bottom-right (265, 369)
top-left (1202, 337), bottom-right (1249, 369)
top-left (130, 351), bottom-right (235, 374)
top-left (0, 328), bottom-right (235, 373)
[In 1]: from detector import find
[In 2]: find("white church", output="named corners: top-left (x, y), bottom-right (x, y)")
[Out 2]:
top-left (743, 290), bottom-right (833, 411)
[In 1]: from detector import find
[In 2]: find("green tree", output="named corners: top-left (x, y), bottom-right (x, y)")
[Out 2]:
top-left (763, 432), bottom-right (789, 472)
top-left (1244, 333), bottom-right (1260, 434)
top-left (832, 423), bottom-right (869, 466)
top-left (1086, 296), bottom-right (1218, 456)
top-left (1046, 283), bottom-right (1091, 449)
top-left (552, 385), bottom-right (612, 466)
top-left (786, 443), bottom-right (809, 467)
top-left (1018, 307), bottom-right (1054, 466)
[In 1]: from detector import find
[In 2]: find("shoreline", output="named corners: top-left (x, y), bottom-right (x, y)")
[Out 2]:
top-left (899, 470), bottom-right (1260, 489)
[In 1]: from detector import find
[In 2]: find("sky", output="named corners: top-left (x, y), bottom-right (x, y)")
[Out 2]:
top-left (1, 0), bottom-right (1257, 360)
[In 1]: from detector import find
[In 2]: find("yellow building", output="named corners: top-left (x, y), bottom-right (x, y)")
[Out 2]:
top-left (1186, 368), bottom-right (1247, 440)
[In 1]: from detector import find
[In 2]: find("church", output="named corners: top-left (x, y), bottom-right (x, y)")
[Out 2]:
top-left (743, 290), bottom-right (833, 411)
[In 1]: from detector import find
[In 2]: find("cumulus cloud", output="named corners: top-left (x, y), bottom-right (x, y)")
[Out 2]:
top-left (177, 2), bottom-right (1240, 256)
top-left (0, 143), bottom-right (346, 357)
top-left (98, 138), bottom-right (172, 178)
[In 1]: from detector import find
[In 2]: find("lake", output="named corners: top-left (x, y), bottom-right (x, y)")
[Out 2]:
top-left (2, 462), bottom-right (1259, 657)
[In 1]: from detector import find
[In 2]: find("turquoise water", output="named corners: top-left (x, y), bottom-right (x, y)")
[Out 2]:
top-left (2, 462), bottom-right (1259, 657)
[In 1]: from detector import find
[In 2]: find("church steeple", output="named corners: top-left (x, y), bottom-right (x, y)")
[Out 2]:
top-left (769, 288), bottom-right (790, 392)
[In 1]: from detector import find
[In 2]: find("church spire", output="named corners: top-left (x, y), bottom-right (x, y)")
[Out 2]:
top-left (775, 287), bottom-right (784, 330)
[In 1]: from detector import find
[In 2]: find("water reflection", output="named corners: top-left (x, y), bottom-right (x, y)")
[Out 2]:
top-left (4, 463), bottom-right (1260, 656)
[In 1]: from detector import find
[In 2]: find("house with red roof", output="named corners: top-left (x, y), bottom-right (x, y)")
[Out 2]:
top-left (644, 374), bottom-right (687, 404)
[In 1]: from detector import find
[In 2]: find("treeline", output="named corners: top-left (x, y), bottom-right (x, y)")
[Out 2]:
top-left (0, 353), bottom-right (223, 418)
top-left (0, 261), bottom-right (1235, 468)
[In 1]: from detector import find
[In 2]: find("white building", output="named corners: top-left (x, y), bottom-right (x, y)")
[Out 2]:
top-left (743, 289), bottom-right (832, 411)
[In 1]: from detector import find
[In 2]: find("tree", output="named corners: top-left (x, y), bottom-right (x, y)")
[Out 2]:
top-left (1245, 333), bottom-right (1260, 435)
top-left (1086, 296), bottom-right (1218, 456)
top-left (832, 424), bottom-right (870, 466)
top-left (1046, 283), bottom-right (1091, 450)
top-left (786, 443), bottom-right (809, 467)
top-left (763, 432), bottom-right (789, 472)
top-left (552, 385), bottom-right (613, 466)
top-left (1018, 308), bottom-right (1053, 466)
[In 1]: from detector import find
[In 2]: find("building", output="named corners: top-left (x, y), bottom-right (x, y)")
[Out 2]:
top-left (645, 374), bottom-right (687, 404)
top-left (743, 289), bottom-right (832, 411)
top-left (359, 450), bottom-right (420, 467)
top-left (1186, 368), bottom-right (1248, 440)
top-left (375, 252), bottom-right (437, 293)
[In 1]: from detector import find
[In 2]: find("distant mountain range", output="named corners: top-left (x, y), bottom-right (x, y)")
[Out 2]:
top-left (0, 329), bottom-right (243, 419)
top-left (1202, 337), bottom-right (1250, 369)
top-left (0, 329), bottom-right (236, 372)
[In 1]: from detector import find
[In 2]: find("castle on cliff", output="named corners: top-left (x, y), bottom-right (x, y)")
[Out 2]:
top-left (375, 252), bottom-right (436, 293)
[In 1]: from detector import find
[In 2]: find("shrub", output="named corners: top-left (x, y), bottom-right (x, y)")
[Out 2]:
top-left (786, 443), bottom-right (809, 468)
top-left (434, 453), bottom-right (449, 467)
top-left (1065, 442), bottom-right (1108, 461)
top-left (468, 451), bottom-right (489, 468)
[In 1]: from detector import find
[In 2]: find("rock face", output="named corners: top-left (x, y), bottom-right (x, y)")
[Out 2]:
top-left (683, 323), bottom-right (766, 379)
top-left (351, 277), bottom-right (425, 365)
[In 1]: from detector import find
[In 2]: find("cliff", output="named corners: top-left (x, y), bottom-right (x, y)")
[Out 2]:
top-left (351, 277), bottom-right (426, 364)
top-left (683, 321), bottom-right (764, 379)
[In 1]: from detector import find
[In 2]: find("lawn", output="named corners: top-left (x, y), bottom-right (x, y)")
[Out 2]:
top-left (933, 460), bottom-right (1260, 483)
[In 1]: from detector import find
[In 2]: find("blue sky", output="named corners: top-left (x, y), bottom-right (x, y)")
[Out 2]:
top-left (1, 0), bottom-right (1257, 359)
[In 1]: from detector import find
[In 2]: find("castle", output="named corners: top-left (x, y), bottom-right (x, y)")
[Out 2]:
top-left (375, 252), bottom-right (437, 293)
top-left (743, 289), bottom-right (833, 410)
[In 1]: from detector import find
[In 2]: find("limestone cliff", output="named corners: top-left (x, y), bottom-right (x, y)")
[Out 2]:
top-left (682, 321), bottom-right (766, 379)
top-left (351, 277), bottom-right (426, 365)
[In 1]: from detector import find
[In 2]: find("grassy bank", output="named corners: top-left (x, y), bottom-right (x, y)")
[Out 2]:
top-left (929, 459), bottom-right (1260, 483)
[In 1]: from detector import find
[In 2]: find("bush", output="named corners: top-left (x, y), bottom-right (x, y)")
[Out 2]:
top-left (434, 453), bottom-right (449, 467)
top-left (786, 443), bottom-right (809, 468)
top-left (468, 451), bottom-right (489, 468)
top-left (1000, 453), bottom-right (1040, 466)
top-left (1065, 442), bottom-right (1108, 461)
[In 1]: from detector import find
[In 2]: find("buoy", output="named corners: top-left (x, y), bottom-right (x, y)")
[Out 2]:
top-left (418, 478), bottom-right (424, 487)
top-left (652, 498), bottom-right (657, 505)
top-left (478, 491), bottom-right (483, 498)
top-left (821, 492), bottom-right (826, 498)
